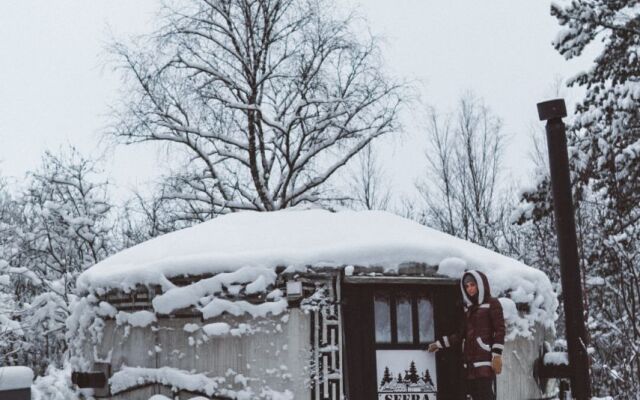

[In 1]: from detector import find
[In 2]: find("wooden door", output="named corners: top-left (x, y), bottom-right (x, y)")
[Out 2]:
top-left (342, 282), bottom-right (464, 400)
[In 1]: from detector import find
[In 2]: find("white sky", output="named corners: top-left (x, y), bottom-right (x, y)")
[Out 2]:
top-left (0, 0), bottom-right (595, 200)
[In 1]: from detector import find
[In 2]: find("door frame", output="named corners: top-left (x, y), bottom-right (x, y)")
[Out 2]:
top-left (341, 276), bottom-right (464, 400)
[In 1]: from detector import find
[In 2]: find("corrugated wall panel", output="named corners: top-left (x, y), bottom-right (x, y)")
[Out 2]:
top-left (497, 323), bottom-right (554, 399)
top-left (95, 310), bottom-right (311, 399)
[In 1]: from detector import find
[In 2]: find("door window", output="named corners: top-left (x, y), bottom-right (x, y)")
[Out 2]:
top-left (374, 291), bottom-right (434, 347)
top-left (418, 296), bottom-right (435, 343)
top-left (374, 295), bottom-right (392, 343)
top-left (396, 296), bottom-right (413, 343)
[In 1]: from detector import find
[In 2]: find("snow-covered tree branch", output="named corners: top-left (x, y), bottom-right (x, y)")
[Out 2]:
top-left (110, 0), bottom-right (404, 218)
top-left (0, 148), bottom-right (114, 374)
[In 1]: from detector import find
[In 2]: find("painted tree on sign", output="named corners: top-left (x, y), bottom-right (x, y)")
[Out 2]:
top-left (407, 361), bottom-right (420, 383)
top-left (422, 369), bottom-right (434, 386)
top-left (380, 366), bottom-right (392, 387)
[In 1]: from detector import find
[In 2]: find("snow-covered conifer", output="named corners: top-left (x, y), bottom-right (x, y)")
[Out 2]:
top-left (516, 2), bottom-right (640, 395)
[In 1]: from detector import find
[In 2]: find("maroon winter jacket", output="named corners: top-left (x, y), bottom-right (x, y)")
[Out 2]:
top-left (434, 270), bottom-right (505, 380)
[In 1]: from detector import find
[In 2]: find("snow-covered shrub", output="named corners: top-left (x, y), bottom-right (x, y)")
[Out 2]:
top-left (31, 365), bottom-right (82, 400)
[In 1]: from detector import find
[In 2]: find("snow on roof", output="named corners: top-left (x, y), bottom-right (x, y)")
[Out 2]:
top-left (77, 209), bottom-right (556, 336)
top-left (80, 209), bottom-right (536, 288)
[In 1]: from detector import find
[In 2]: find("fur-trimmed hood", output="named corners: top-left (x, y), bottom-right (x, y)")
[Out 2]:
top-left (460, 270), bottom-right (491, 306)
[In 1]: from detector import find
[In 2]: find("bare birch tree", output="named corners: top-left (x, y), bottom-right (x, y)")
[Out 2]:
top-left (111, 0), bottom-right (403, 218)
top-left (347, 144), bottom-right (391, 211)
top-left (416, 94), bottom-right (505, 249)
top-left (117, 186), bottom-right (191, 248)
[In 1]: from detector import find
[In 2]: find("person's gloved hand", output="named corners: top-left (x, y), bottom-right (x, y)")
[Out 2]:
top-left (492, 355), bottom-right (502, 374)
top-left (426, 342), bottom-right (440, 353)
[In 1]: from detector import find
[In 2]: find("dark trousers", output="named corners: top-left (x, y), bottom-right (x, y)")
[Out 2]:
top-left (466, 377), bottom-right (496, 400)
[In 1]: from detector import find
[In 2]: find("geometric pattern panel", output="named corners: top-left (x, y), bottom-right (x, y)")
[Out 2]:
top-left (310, 279), bottom-right (344, 400)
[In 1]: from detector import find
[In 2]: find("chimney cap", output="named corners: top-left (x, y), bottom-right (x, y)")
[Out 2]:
top-left (537, 99), bottom-right (567, 121)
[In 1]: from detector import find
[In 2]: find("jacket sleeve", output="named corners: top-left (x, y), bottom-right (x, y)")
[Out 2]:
top-left (489, 298), bottom-right (506, 356)
top-left (433, 316), bottom-right (465, 350)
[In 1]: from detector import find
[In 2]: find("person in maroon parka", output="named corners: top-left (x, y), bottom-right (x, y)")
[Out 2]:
top-left (427, 270), bottom-right (505, 400)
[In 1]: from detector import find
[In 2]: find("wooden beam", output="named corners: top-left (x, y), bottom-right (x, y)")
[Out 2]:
top-left (343, 276), bottom-right (458, 285)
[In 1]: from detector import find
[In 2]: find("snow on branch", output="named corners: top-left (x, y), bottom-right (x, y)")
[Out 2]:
top-left (110, 0), bottom-right (405, 218)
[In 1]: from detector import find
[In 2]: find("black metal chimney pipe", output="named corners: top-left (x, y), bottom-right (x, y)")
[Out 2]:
top-left (537, 99), bottom-right (591, 399)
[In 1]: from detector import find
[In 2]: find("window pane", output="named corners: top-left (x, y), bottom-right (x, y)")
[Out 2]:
top-left (418, 297), bottom-right (435, 342)
top-left (374, 295), bottom-right (391, 343)
top-left (396, 297), bottom-right (413, 343)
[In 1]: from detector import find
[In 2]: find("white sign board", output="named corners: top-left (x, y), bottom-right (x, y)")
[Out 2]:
top-left (376, 350), bottom-right (437, 400)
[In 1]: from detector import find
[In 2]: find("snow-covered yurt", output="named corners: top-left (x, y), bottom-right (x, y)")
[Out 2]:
top-left (69, 209), bottom-right (558, 400)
